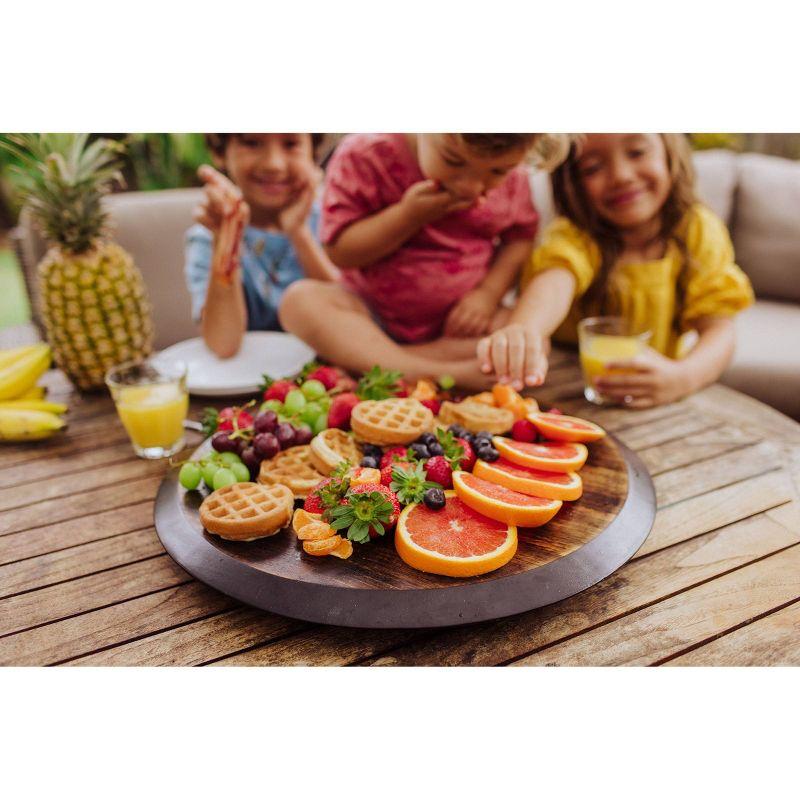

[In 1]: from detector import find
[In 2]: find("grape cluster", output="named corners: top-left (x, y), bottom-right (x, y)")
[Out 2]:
top-left (179, 451), bottom-right (250, 492)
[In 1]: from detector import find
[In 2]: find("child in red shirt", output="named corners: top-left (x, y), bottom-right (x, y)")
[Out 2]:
top-left (279, 133), bottom-right (568, 389)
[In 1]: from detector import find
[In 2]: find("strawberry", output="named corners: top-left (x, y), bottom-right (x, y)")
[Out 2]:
top-left (455, 437), bottom-right (476, 471)
top-left (425, 455), bottom-right (453, 489)
top-left (420, 398), bottom-right (441, 415)
top-left (328, 483), bottom-right (400, 542)
top-left (263, 379), bottom-right (296, 403)
top-left (216, 406), bottom-right (254, 433)
top-left (390, 461), bottom-right (442, 505)
top-left (303, 489), bottom-right (327, 515)
top-left (306, 366), bottom-right (339, 391)
top-left (328, 392), bottom-right (359, 430)
top-left (381, 459), bottom-right (414, 486)
top-left (511, 419), bottom-right (538, 443)
top-left (380, 446), bottom-right (411, 469)
top-left (304, 466), bottom-right (351, 514)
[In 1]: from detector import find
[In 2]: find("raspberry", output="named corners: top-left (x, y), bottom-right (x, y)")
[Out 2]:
top-left (424, 455), bottom-right (453, 489)
top-left (511, 419), bottom-right (538, 442)
top-left (380, 446), bottom-right (410, 469)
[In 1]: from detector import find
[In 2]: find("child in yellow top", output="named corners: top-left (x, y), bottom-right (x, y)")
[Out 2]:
top-left (478, 133), bottom-right (754, 407)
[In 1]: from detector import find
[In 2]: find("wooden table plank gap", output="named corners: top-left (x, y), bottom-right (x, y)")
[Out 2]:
top-left (648, 437), bottom-right (766, 479)
top-left (198, 624), bottom-right (314, 666)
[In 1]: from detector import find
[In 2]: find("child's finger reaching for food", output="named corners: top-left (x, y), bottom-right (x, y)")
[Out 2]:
top-left (595, 348), bottom-right (687, 408)
top-left (477, 323), bottom-right (549, 391)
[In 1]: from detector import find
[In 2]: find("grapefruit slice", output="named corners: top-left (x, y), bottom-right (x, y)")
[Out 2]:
top-left (473, 457), bottom-right (582, 501)
top-left (395, 491), bottom-right (517, 578)
top-left (453, 470), bottom-right (562, 527)
top-left (527, 412), bottom-right (606, 443)
top-left (492, 436), bottom-right (588, 473)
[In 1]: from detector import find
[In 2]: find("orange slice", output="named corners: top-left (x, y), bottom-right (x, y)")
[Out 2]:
top-left (395, 491), bottom-right (517, 578)
top-left (492, 436), bottom-right (588, 473)
top-left (453, 470), bottom-right (562, 527)
top-left (527, 412), bottom-right (606, 443)
top-left (473, 457), bottom-right (582, 501)
top-left (492, 384), bottom-right (528, 420)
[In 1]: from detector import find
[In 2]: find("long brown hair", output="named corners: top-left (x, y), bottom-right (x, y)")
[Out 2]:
top-left (551, 133), bottom-right (697, 310)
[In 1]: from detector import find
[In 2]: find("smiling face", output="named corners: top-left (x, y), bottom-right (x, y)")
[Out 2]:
top-left (214, 133), bottom-right (315, 215)
top-left (415, 134), bottom-right (528, 202)
top-left (576, 134), bottom-right (672, 231)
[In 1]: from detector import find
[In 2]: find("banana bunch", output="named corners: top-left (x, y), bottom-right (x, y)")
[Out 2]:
top-left (0, 344), bottom-right (68, 442)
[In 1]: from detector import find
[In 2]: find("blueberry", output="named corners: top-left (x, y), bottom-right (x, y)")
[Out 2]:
top-left (461, 432), bottom-right (475, 445)
top-left (360, 456), bottom-right (379, 469)
top-left (410, 443), bottom-right (430, 460)
top-left (418, 432), bottom-right (437, 447)
top-left (423, 487), bottom-right (446, 511)
top-left (476, 431), bottom-right (492, 441)
top-left (362, 444), bottom-right (383, 461)
top-left (427, 442), bottom-right (444, 457)
top-left (473, 434), bottom-right (493, 448)
top-left (477, 445), bottom-right (500, 462)
top-left (448, 424), bottom-right (468, 439)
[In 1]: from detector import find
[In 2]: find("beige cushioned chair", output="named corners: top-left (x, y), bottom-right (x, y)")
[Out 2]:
top-left (14, 151), bottom-right (800, 418)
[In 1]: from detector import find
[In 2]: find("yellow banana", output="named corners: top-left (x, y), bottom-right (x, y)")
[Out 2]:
top-left (16, 384), bottom-right (46, 400)
top-left (0, 344), bottom-right (51, 401)
top-left (0, 399), bottom-right (68, 414)
top-left (0, 344), bottom-right (43, 370)
top-left (0, 408), bottom-right (66, 441)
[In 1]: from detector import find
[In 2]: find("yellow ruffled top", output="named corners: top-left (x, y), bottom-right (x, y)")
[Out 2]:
top-left (521, 204), bottom-right (754, 357)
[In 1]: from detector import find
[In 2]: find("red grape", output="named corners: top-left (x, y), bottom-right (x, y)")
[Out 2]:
top-left (294, 426), bottom-right (313, 446)
top-left (240, 447), bottom-right (261, 479)
top-left (253, 432), bottom-right (280, 459)
top-left (254, 410), bottom-right (278, 434)
top-left (211, 432), bottom-right (239, 453)
top-left (275, 422), bottom-right (296, 449)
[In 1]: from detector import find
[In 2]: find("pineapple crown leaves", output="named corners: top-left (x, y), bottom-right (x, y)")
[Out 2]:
top-left (356, 365), bottom-right (403, 401)
top-left (0, 133), bottom-right (126, 254)
top-left (390, 462), bottom-right (442, 505)
top-left (436, 428), bottom-right (465, 470)
top-left (328, 489), bottom-right (394, 544)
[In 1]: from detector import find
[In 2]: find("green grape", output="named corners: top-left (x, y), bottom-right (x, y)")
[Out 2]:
top-left (318, 396), bottom-right (331, 411)
top-left (438, 374), bottom-right (455, 390)
top-left (300, 401), bottom-right (323, 425)
top-left (179, 462), bottom-right (202, 490)
top-left (300, 379), bottom-right (327, 400)
top-left (261, 399), bottom-right (283, 413)
top-left (202, 461), bottom-right (219, 487)
top-left (212, 467), bottom-right (237, 491)
top-left (283, 389), bottom-right (307, 414)
top-left (218, 451), bottom-right (242, 466)
top-left (230, 462), bottom-right (250, 482)
top-left (312, 411), bottom-right (329, 435)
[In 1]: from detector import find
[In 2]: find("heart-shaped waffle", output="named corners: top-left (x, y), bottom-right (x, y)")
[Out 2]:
top-left (200, 481), bottom-right (294, 541)
top-left (258, 444), bottom-right (326, 498)
top-left (309, 428), bottom-right (362, 476)
top-left (439, 400), bottom-right (514, 435)
top-left (350, 397), bottom-right (434, 445)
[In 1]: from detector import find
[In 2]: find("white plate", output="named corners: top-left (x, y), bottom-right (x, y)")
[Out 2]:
top-left (155, 332), bottom-right (316, 397)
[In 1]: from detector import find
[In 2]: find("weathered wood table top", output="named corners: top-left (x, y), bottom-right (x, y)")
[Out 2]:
top-left (2, 349), bottom-right (799, 666)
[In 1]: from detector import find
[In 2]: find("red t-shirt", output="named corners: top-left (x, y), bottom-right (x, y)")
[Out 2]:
top-left (321, 133), bottom-right (538, 342)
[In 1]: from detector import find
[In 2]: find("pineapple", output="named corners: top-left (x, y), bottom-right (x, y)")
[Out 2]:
top-left (1, 134), bottom-right (153, 390)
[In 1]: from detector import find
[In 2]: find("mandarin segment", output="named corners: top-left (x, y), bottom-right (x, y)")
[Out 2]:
top-left (303, 534), bottom-right (344, 556)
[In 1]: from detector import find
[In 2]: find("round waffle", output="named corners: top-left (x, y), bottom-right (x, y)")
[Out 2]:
top-left (258, 444), bottom-right (326, 498)
top-left (309, 428), bottom-right (362, 476)
top-left (439, 400), bottom-right (514, 435)
top-left (200, 481), bottom-right (294, 541)
top-left (350, 398), bottom-right (434, 445)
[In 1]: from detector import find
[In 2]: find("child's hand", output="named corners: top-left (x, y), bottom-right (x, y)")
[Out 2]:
top-left (195, 165), bottom-right (250, 235)
top-left (595, 348), bottom-right (690, 408)
top-left (279, 162), bottom-right (323, 235)
top-left (401, 179), bottom-right (474, 226)
top-left (444, 287), bottom-right (497, 338)
top-left (477, 324), bottom-right (549, 391)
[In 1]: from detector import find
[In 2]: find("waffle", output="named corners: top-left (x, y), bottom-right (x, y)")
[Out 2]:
top-left (200, 481), bottom-right (293, 541)
top-left (309, 428), bottom-right (362, 476)
top-left (439, 400), bottom-right (514, 435)
top-left (258, 444), bottom-right (326, 498)
top-left (350, 398), bottom-right (434, 445)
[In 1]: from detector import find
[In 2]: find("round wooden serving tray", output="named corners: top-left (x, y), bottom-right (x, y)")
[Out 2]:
top-left (155, 435), bottom-right (655, 628)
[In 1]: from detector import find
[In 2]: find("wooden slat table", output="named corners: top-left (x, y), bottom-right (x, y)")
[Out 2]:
top-left (2, 349), bottom-right (799, 666)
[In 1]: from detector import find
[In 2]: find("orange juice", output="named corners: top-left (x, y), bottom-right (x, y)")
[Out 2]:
top-left (115, 383), bottom-right (188, 450)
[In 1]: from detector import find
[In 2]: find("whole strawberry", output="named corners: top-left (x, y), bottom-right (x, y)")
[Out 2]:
top-left (420, 398), bottom-right (441, 415)
top-left (329, 483), bottom-right (400, 542)
top-left (303, 488), bottom-right (327, 515)
top-left (304, 466), bottom-right (351, 514)
top-left (381, 459), bottom-right (414, 486)
top-left (306, 366), bottom-right (339, 391)
top-left (263, 379), bottom-right (296, 403)
top-left (455, 437), bottom-right (476, 471)
top-left (425, 455), bottom-right (453, 489)
top-left (328, 392), bottom-right (360, 430)
top-left (511, 419), bottom-right (537, 443)
top-left (380, 446), bottom-right (411, 470)
top-left (216, 407), bottom-right (254, 433)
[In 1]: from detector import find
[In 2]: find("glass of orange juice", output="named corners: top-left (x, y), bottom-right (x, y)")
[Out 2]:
top-left (578, 317), bottom-right (651, 405)
top-left (105, 359), bottom-right (189, 458)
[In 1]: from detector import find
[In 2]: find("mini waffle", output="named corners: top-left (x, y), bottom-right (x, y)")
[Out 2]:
top-left (439, 400), bottom-right (514, 435)
top-left (200, 481), bottom-right (293, 541)
top-left (309, 428), bottom-right (362, 475)
top-left (350, 398), bottom-right (434, 445)
top-left (258, 444), bottom-right (326, 498)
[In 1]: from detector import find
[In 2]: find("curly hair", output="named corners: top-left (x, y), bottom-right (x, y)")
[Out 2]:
top-left (457, 133), bottom-right (572, 171)
top-left (550, 133), bottom-right (697, 309)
